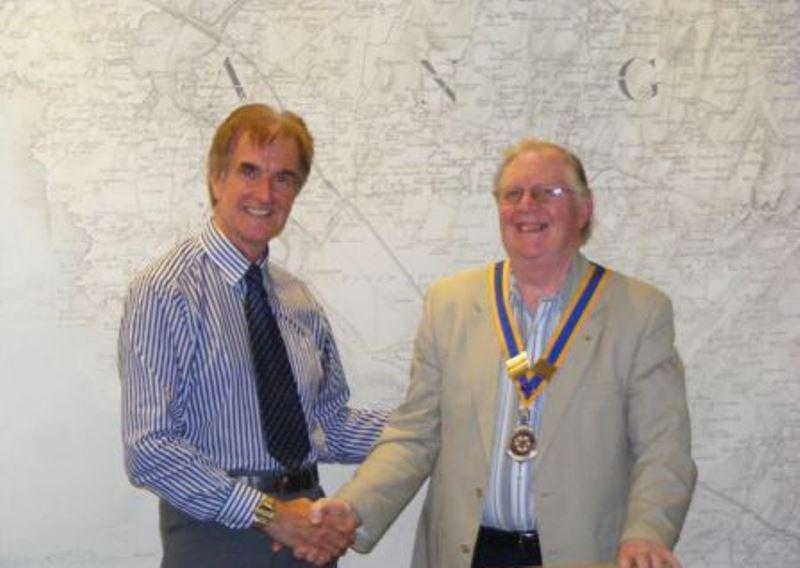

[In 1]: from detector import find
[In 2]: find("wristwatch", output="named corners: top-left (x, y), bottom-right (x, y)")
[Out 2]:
top-left (253, 494), bottom-right (277, 529)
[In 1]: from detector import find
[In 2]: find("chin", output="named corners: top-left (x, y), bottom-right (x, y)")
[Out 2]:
top-left (511, 242), bottom-right (549, 257)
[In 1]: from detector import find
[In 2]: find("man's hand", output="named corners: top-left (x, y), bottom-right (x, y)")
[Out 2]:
top-left (310, 497), bottom-right (360, 534)
top-left (618, 539), bottom-right (682, 568)
top-left (257, 497), bottom-right (354, 566)
top-left (288, 498), bottom-right (360, 565)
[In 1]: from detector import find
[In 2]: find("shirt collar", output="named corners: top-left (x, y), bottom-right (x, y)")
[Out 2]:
top-left (508, 254), bottom-right (578, 316)
top-left (200, 219), bottom-right (269, 287)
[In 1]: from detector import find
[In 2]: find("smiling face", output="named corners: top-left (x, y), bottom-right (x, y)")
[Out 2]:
top-left (496, 148), bottom-right (593, 270)
top-left (211, 133), bottom-right (301, 262)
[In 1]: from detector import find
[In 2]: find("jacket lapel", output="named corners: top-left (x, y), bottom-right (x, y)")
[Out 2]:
top-left (536, 256), bottom-right (608, 460)
top-left (466, 274), bottom-right (504, 465)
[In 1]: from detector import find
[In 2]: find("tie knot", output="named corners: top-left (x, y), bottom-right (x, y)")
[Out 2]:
top-left (244, 264), bottom-right (263, 291)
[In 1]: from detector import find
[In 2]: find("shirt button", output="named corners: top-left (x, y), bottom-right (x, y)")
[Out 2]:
top-left (460, 544), bottom-right (471, 554)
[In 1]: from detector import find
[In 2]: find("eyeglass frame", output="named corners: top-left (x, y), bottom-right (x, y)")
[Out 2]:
top-left (494, 184), bottom-right (574, 206)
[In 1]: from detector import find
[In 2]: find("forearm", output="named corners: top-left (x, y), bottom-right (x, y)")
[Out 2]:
top-left (124, 428), bottom-right (262, 528)
top-left (622, 413), bottom-right (697, 546)
top-left (336, 430), bottom-right (436, 552)
top-left (317, 406), bottom-right (391, 463)
top-left (335, 353), bottom-right (442, 550)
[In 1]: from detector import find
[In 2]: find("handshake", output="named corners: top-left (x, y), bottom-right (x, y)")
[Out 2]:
top-left (257, 497), bottom-right (360, 566)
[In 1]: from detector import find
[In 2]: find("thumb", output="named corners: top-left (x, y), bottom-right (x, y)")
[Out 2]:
top-left (309, 498), bottom-right (327, 525)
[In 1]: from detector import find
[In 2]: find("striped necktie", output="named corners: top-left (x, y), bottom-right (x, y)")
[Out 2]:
top-left (243, 264), bottom-right (311, 470)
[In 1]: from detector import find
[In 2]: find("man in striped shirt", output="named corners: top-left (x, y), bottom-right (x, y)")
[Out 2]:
top-left (118, 104), bottom-right (388, 567)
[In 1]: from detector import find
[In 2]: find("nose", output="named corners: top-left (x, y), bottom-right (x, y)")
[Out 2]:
top-left (517, 189), bottom-right (544, 209)
top-left (253, 176), bottom-right (276, 201)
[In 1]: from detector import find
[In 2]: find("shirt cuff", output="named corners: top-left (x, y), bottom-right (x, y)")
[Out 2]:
top-left (215, 481), bottom-right (263, 529)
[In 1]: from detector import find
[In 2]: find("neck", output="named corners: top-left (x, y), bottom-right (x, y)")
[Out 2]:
top-left (510, 253), bottom-right (575, 309)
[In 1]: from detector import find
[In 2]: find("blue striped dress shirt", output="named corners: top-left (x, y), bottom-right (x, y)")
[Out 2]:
top-left (481, 261), bottom-right (574, 531)
top-left (119, 220), bottom-right (388, 529)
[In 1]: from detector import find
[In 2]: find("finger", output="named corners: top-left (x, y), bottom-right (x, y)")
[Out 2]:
top-left (313, 497), bottom-right (352, 525)
top-left (314, 527), bottom-right (353, 551)
top-left (271, 541), bottom-right (284, 553)
top-left (296, 545), bottom-right (333, 566)
top-left (320, 510), bottom-right (359, 537)
top-left (651, 552), bottom-right (663, 568)
top-left (312, 553), bottom-right (332, 567)
top-left (300, 534), bottom-right (342, 559)
top-left (292, 544), bottom-right (311, 560)
top-left (296, 545), bottom-right (332, 567)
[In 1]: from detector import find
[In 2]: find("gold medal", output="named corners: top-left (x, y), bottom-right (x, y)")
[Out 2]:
top-left (507, 425), bottom-right (537, 461)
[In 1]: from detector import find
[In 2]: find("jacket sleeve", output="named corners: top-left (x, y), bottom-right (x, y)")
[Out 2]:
top-left (336, 283), bottom-right (444, 552)
top-left (621, 294), bottom-right (697, 547)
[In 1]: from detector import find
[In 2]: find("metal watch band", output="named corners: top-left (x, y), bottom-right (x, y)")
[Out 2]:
top-left (253, 494), bottom-right (276, 528)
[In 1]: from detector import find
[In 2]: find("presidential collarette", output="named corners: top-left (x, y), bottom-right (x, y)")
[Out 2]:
top-left (489, 259), bottom-right (609, 460)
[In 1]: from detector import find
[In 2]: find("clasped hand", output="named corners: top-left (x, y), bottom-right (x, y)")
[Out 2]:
top-left (261, 497), bottom-right (359, 567)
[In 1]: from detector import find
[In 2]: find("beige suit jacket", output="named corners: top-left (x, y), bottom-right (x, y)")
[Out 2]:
top-left (337, 254), bottom-right (697, 567)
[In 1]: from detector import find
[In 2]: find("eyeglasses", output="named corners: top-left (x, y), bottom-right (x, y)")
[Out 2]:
top-left (495, 184), bottom-right (572, 206)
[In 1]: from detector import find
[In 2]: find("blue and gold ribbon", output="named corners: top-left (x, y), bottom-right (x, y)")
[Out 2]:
top-left (489, 259), bottom-right (609, 406)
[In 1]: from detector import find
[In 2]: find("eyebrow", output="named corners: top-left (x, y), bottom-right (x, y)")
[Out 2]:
top-left (237, 161), bottom-right (260, 173)
top-left (501, 183), bottom-right (569, 190)
top-left (235, 163), bottom-right (302, 185)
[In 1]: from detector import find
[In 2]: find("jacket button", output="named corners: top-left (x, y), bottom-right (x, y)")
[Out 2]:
top-left (460, 544), bottom-right (471, 554)
top-left (475, 487), bottom-right (483, 499)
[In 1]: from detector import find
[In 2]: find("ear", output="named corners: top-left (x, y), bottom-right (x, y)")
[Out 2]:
top-left (210, 171), bottom-right (225, 203)
top-left (578, 193), bottom-right (594, 229)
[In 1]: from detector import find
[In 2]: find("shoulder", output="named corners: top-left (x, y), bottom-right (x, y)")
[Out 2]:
top-left (593, 262), bottom-right (674, 332)
top-left (427, 264), bottom-right (489, 299)
top-left (120, 237), bottom-right (207, 344)
top-left (417, 265), bottom-right (493, 326)
top-left (126, 236), bottom-right (204, 303)
top-left (602, 265), bottom-right (671, 312)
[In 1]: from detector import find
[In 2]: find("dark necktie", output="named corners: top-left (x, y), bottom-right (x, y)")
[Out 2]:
top-left (243, 264), bottom-right (311, 470)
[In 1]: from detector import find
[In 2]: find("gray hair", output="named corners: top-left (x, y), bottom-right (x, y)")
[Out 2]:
top-left (493, 137), bottom-right (593, 243)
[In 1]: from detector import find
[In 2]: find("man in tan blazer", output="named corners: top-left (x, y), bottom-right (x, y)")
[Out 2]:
top-left (306, 139), bottom-right (696, 568)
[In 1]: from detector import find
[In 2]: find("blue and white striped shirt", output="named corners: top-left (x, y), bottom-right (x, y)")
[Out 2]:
top-left (481, 261), bottom-right (574, 531)
top-left (119, 220), bottom-right (388, 529)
